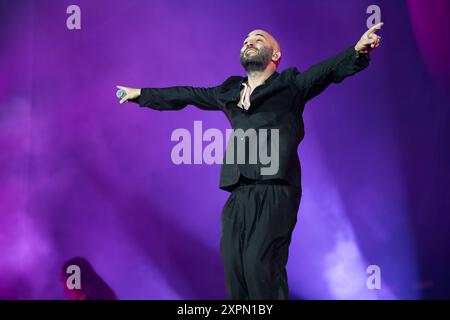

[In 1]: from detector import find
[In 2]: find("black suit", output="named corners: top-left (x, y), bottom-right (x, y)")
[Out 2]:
top-left (131, 45), bottom-right (370, 299)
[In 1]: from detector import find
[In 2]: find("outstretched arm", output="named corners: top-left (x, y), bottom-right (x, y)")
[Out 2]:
top-left (294, 22), bottom-right (383, 102)
top-left (116, 85), bottom-right (222, 111)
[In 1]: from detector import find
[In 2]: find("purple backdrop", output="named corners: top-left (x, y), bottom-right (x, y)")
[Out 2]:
top-left (1, 0), bottom-right (449, 299)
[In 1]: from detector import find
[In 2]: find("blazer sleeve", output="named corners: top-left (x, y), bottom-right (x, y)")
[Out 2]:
top-left (130, 85), bottom-right (222, 111)
top-left (293, 45), bottom-right (370, 102)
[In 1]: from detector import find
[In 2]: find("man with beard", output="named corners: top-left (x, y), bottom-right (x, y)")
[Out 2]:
top-left (116, 23), bottom-right (383, 300)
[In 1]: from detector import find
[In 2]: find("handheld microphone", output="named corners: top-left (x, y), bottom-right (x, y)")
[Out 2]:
top-left (116, 89), bottom-right (126, 99)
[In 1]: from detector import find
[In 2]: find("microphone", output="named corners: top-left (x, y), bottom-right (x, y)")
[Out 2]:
top-left (116, 89), bottom-right (126, 99)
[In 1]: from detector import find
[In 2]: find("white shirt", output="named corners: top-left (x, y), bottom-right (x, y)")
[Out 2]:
top-left (237, 80), bottom-right (266, 110)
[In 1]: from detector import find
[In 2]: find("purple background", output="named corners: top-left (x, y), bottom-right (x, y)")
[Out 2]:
top-left (1, 0), bottom-right (449, 299)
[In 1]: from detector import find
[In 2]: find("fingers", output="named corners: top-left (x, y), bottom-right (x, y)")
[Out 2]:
top-left (359, 22), bottom-right (383, 52)
top-left (119, 93), bottom-right (130, 104)
top-left (373, 36), bottom-right (381, 49)
top-left (120, 96), bottom-right (128, 104)
top-left (365, 22), bottom-right (384, 36)
top-left (371, 35), bottom-right (381, 48)
top-left (361, 33), bottom-right (381, 50)
top-left (368, 34), bottom-right (380, 48)
top-left (116, 85), bottom-right (129, 104)
top-left (371, 36), bottom-right (381, 49)
top-left (116, 86), bottom-right (140, 104)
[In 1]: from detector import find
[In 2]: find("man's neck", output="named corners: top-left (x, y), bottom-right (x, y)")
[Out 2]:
top-left (246, 67), bottom-right (275, 88)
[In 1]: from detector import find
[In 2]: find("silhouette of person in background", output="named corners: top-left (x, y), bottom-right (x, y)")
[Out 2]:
top-left (61, 257), bottom-right (117, 300)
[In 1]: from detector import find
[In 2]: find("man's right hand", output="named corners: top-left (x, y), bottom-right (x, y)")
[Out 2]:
top-left (116, 85), bottom-right (141, 104)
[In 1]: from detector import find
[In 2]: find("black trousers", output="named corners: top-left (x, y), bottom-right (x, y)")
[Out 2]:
top-left (220, 178), bottom-right (302, 300)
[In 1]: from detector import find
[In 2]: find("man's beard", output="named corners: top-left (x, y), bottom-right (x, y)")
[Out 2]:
top-left (240, 47), bottom-right (273, 72)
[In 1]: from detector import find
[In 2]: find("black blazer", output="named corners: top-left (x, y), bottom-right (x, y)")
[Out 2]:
top-left (132, 45), bottom-right (370, 192)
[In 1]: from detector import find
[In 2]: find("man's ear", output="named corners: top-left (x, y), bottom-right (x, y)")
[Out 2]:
top-left (272, 50), bottom-right (281, 65)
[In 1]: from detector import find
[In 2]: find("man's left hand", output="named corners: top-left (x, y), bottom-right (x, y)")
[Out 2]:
top-left (355, 22), bottom-right (384, 54)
